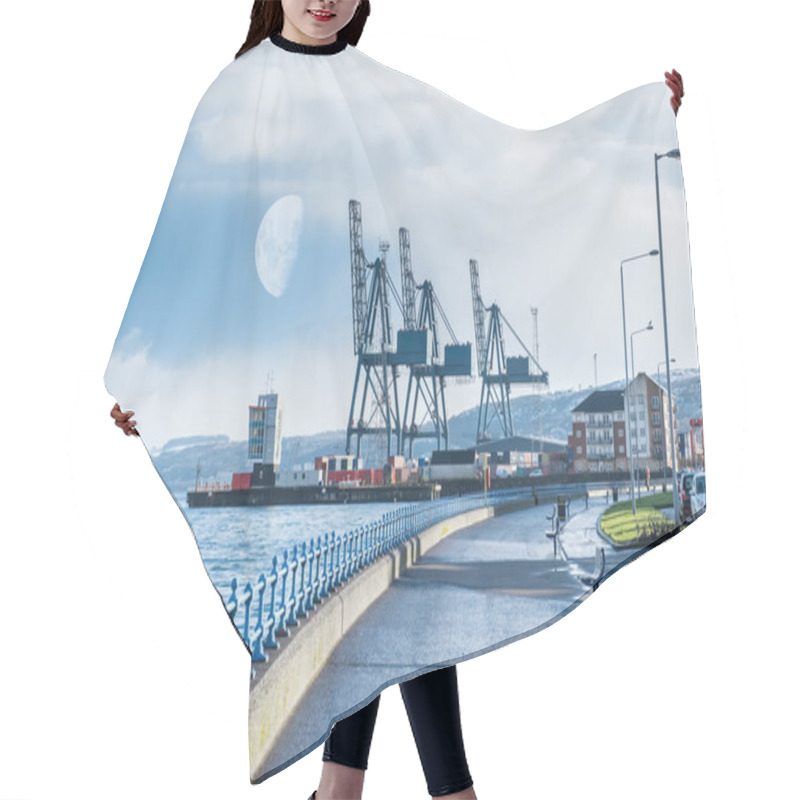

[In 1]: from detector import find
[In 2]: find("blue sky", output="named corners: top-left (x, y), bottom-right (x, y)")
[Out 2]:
top-left (105, 39), bottom-right (696, 448)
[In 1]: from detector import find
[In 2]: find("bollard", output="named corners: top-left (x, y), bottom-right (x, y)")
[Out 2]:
top-left (557, 495), bottom-right (568, 523)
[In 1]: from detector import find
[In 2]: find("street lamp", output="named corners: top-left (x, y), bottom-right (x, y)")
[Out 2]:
top-left (530, 306), bottom-right (538, 473)
top-left (658, 358), bottom-right (677, 488)
top-left (655, 148), bottom-right (682, 525)
top-left (620, 251), bottom-right (658, 514)
top-left (630, 322), bottom-right (653, 504)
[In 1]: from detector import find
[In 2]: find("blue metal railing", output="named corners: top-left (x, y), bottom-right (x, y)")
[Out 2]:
top-left (226, 488), bottom-right (530, 661)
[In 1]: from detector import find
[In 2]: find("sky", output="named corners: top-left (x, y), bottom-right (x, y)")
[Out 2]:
top-left (104, 37), bottom-right (697, 448)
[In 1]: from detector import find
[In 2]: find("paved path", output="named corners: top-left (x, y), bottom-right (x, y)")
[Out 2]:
top-left (259, 497), bottom-right (640, 776)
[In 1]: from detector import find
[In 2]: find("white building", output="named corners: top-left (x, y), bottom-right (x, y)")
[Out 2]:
top-left (248, 393), bottom-right (283, 466)
top-left (624, 372), bottom-right (677, 472)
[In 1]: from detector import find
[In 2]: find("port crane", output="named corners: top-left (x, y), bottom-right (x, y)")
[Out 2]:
top-left (347, 200), bottom-right (434, 461)
top-left (398, 227), bottom-right (472, 457)
top-left (469, 258), bottom-right (548, 442)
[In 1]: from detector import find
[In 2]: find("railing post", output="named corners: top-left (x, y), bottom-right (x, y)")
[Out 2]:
top-left (286, 544), bottom-right (299, 626)
top-left (225, 577), bottom-right (238, 619)
top-left (312, 535), bottom-right (323, 603)
top-left (265, 556), bottom-right (279, 649)
top-left (357, 525), bottom-right (365, 570)
top-left (320, 532), bottom-right (331, 597)
top-left (296, 542), bottom-right (308, 619)
top-left (276, 549), bottom-right (289, 635)
top-left (242, 581), bottom-right (253, 650)
top-left (251, 573), bottom-right (267, 662)
top-left (333, 533), bottom-right (342, 587)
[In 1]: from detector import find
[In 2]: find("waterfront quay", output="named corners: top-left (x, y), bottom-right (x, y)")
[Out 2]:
top-left (253, 495), bottom-right (637, 779)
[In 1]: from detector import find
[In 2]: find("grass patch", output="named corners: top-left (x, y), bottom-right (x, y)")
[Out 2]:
top-left (600, 492), bottom-right (675, 545)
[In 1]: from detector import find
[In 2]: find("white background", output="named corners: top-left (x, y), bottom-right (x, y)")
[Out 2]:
top-left (1, 1), bottom-right (796, 798)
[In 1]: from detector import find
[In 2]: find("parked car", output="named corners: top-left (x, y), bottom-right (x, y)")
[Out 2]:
top-left (529, 468), bottom-right (543, 478)
top-left (678, 470), bottom-right (695, 521)
top-left (689, 472), bottom-right (706, 517)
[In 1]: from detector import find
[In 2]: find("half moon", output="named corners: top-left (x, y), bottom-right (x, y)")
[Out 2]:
top-left (255, 194), bottom-right (304, 297)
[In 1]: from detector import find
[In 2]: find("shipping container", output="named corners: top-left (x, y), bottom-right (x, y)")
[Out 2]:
top-left (232, 472), bottom-right (252, 490)
top-left (431, 448), bottom-right (476, 466)
top-left (275, 468), bottom-right (325, 487)
top-left (429, 463), bottom-right (480, 481)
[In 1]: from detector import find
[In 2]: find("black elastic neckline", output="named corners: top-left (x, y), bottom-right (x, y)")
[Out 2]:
top-left (269, 32), bottom-right (348, 55)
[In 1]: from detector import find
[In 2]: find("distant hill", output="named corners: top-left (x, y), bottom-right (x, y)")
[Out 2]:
top-left (152, 369), bottom-right (702, 497)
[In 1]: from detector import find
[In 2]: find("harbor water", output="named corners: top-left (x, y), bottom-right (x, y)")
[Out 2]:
top-left (176, 495), bottom-right (414, 602)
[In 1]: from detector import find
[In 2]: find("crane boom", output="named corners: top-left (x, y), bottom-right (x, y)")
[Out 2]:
top-left (399, 227), bottom-right (417, 330)
top-left (470, 259), bottom-right (487, 376)
top-left (349, 200), bottom-right (367, 355)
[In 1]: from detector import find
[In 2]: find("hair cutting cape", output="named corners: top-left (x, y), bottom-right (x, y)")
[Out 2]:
top-left (104, 33), bottom-right (704, 783)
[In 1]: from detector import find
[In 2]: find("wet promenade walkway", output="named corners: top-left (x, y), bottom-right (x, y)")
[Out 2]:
top-left (257, 496), bottom-right (639, 776)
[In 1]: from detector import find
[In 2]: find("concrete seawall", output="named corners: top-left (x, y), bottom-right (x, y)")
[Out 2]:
top-left (248, 498), bottom-right (535, 779)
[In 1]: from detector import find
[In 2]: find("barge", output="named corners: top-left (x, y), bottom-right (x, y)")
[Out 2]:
top-left (187, 482), bottom-right (438, 508)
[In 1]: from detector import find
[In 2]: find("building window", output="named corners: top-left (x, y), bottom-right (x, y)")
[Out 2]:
top-left (651, 396), bottom-right (660, 410)
top-left (618, 444), bottom-right (624, 454)
top-left (617, 428), bottom-right (623, 438)
top-left (654, 429), bottom-right (662, 442)
top-left (652, 412), bottom-right (661, 425)
top-left (577, 446), bottom-right (583, 455)
top-left (576, 429), bottom-right (583, 438)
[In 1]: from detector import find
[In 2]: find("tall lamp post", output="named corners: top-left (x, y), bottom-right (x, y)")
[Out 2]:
top-left (530, 306), bottom-right (538, 473)
top-left (658, 358), bottom-right (677, 489)
top-left (620, 250), bottom-right (658, 514)
top-left (655, 148), bottom-right (682, 525)
top-left (630, 322), bottom-right (653, 503)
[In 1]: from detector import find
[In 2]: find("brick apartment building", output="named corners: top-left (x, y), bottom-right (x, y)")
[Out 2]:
top-left (569, 373), bottom-right (677, 474)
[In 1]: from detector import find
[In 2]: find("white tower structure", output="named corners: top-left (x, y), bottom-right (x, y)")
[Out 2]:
top-left (248, 393), bottom-right (283, 466)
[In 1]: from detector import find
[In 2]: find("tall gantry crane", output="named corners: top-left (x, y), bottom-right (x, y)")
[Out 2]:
top-left (398, 228), bottom-right (471, 458)
top-left (469, 259), bottom-right (548, 442)
top-left (346, 200), bottom-right (402, 460)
